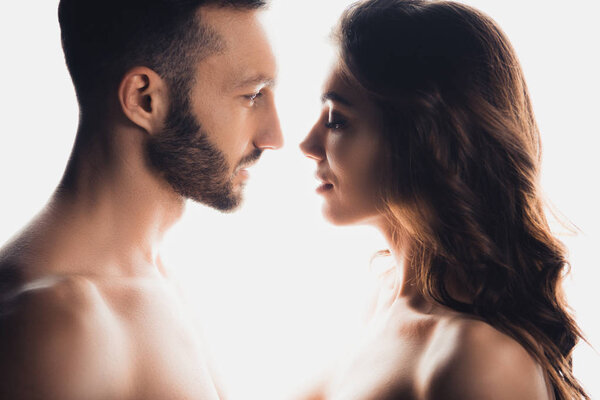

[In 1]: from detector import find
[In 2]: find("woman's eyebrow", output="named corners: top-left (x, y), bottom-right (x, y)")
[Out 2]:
top-left (321, 91), bottom-right (353, 107)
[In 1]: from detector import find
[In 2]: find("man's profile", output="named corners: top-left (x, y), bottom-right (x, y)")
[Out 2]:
top-left (0, 0), bottom-right (282, 398)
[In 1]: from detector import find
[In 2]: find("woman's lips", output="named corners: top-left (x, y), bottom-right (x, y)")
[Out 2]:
top-left (315, 172), bottom-right (334, 194)
top-left (316, 182), bottom-right (334, 194)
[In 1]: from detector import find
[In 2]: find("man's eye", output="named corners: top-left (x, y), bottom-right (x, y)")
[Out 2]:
top-left (245, 92), bottom-right (263, 102)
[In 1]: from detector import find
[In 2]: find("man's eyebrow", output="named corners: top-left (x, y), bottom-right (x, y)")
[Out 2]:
top-left (234, 74), bottom-right (276, 90)
top-left (321, 91), bottom-right (353, 107)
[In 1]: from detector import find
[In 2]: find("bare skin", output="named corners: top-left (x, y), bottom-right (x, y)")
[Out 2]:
top-left (0, 5), bottom-right (281, 400)
top-left (298, 266), bottom-right (555, 400)
top-left (298, 64), bottom-right (555, 400)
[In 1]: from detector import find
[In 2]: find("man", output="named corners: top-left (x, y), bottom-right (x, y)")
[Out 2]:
top-left (0, 0), bottom-right (282, 398)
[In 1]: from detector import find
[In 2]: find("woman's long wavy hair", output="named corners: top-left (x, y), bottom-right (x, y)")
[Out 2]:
top-left (336, 1), bottom-right (588, 398)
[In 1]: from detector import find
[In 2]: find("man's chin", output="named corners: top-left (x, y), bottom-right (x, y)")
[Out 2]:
top-left (188, 191), bottom-right (243, 213)
top-left (214, 196), bottom-right (243, 214)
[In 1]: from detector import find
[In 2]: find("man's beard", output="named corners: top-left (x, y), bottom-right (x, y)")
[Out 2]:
top-left (146, 90), bottom-right (261, 212)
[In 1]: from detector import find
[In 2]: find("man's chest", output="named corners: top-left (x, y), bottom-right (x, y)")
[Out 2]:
top-left (128, 327), bottom-right (218, 400)
top-left (104, 281), bottom-right (221, 399)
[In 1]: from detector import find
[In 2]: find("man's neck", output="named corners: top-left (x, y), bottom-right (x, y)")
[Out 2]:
top-left (32, 123), bottom-right (184, 279)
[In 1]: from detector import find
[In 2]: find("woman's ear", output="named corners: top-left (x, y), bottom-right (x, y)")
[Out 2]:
top-left (118, 67), bottom-right (168, 134)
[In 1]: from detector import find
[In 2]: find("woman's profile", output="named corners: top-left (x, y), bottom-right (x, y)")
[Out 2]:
top-left (299, 0), bottom-right (589, 399)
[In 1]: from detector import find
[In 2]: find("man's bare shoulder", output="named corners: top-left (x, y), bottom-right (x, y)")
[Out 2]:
top-left (0, 274), bottom-right (129, 399)
top-left (415, 315), bottom-right (551, 400)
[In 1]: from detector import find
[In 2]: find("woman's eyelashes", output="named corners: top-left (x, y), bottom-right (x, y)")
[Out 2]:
top-left (325, 111), bottom-right (347, 130)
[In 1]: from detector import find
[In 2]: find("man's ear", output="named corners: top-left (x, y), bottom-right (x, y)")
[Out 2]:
top-left (118, 67), bottom-right (168, 134)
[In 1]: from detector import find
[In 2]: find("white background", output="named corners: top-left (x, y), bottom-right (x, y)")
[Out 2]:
top-left (0, 1), bottom-right (598, 399)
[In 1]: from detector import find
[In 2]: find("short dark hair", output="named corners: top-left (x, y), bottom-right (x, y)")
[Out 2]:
top-left (58, 0), bottom-right (266, 107)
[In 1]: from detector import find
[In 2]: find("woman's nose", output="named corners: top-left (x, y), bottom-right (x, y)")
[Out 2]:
top-left (299, 123), bottom-right (325, 161)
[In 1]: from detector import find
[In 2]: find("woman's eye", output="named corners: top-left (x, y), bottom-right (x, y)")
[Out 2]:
top-left (325, 110), bottom-right (347, 130)
top-left (325, 120), bottom-right (345, 130)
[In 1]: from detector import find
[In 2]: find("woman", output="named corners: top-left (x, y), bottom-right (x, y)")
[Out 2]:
top-left (299, 0), bottom-right (589, 399)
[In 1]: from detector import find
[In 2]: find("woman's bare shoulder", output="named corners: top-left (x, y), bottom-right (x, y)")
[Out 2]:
top-left (415, 314), bottom-right (552, 400)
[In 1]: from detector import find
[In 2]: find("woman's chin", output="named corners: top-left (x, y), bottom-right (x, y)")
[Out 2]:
top-left (321, 204), bottom-right (350, 226)
top-left (321, 204), bottom-right (380, 227)
top-left (323, 214), bottom-right (352, 226)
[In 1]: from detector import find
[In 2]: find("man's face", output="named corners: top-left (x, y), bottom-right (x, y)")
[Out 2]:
top-left (147, 6), bottom-right (282, 211)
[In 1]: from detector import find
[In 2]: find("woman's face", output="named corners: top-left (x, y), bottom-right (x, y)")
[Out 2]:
top-left (300, 62), bottom-right (386, 226)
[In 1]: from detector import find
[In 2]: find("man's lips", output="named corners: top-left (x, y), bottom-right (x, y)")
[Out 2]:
top-left (236, 164), bottom-right (253, 174)
top-left (234, 164), bottom-right (254, 181)
top-left (234, 158), bottom-right (260, 176)
top-left (237, 169), bottom-right (250, 180)
top-left (234, 151), bottom-right (262, 179)
top-left (237, 149), bottom-right (263, 171)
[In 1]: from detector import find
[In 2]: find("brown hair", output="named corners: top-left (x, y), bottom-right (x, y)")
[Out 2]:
top-left (336, 0), bottom-right (588, 398)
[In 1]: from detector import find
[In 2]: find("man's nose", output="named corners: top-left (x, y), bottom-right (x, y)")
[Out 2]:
top-left (255, 101), bottom-right (284, 150)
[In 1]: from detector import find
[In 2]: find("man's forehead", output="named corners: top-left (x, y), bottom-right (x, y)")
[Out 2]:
top-left (206, 48), bottom-right (277, 92)
top-left (196, 6), bottom-right (277, 91)
top-left (197, 5), bottom-right (263, 45)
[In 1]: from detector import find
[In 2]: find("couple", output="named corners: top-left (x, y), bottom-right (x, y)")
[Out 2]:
top-left (0, 0), bottom-right (588, 399)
